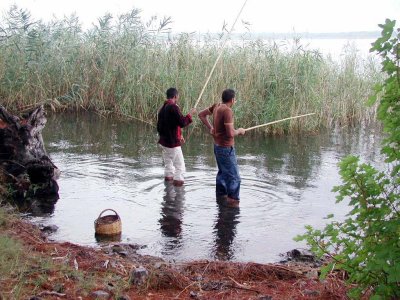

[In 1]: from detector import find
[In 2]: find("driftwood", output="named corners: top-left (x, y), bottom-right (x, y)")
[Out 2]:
top-left (0, 105), bottom-right (59, 212)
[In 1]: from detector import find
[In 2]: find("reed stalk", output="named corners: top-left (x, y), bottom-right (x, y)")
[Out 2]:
top-left (0, 5), bottom-right (381, 133)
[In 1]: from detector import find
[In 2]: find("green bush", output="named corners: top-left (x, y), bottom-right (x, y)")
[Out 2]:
top-left (295, 19), bottom-right (400, 299)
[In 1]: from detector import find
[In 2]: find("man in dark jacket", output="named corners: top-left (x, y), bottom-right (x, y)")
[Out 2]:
top-left (157, 88), bottom-right (196, 186)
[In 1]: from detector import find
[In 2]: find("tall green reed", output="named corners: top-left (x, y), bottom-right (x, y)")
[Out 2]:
top-left (0, 5), bottom-right (381, 133)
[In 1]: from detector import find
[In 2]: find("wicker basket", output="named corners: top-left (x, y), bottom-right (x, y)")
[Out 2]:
top-left (94, 209), bottom-right (122, 235)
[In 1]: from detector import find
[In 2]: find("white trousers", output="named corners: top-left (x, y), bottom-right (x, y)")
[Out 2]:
top-left (160, 145), bottom-right (186, 181)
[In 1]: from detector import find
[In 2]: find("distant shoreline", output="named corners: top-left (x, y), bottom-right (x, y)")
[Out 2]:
top-left (191, 31), bottom-right (380, 40)
top-left (250, 31), bottom-right (380, 39)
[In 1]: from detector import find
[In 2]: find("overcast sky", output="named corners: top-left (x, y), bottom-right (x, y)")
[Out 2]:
top-left (1, 0), bottom-right (399, 33)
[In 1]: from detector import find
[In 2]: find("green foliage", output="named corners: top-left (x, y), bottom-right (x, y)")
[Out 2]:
top-left (370, 19), bottom-right (400, 173)
top-left (296, 19), bottom-right (400, 298)
top-left (0, 234), bottom-right (27, 299)
top-left (0, 234), bottom-right (24, 278)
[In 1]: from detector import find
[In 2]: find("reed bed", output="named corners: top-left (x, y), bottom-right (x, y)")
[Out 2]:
top-left (0, 6), bottom-right (381, 133)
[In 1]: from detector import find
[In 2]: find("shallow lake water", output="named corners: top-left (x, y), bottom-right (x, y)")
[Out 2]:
top-left (29, 112), bottom-right (384, 263)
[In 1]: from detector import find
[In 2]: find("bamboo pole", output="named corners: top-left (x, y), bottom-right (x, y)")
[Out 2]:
top-left (244, 113), bottom-right (316, 132)
top-left (193, 0), bottom-right (248, 109)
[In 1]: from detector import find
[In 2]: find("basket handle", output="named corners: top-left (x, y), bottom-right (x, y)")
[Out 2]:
top-left (97, 209), bottom-right (120, 219)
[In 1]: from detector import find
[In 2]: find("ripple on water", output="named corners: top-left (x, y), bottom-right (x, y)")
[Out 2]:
top-left (37, 118), bottom-right (384, 263)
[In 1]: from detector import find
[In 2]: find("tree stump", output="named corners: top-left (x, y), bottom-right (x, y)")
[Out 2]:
top-left (0, 105), bottom-right (59, 213)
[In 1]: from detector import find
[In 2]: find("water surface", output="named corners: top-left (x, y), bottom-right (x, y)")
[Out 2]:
top-left (31, 112), bottom-right (383, 263)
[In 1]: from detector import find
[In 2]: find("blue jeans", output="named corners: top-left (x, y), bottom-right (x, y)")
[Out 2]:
top-left (214, 144), bottom-right (241, 200)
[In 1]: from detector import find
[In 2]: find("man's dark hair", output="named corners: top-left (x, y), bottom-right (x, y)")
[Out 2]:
top-left (166, 88), bottom-right (178, 99)
top-left (222, 89), bottom-right (235, 103)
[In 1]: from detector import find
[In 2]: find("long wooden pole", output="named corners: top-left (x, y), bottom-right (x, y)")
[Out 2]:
top-left (193, 0), bottom-right (248, 109)
top-left (244, 113), bottom-right (316, 132)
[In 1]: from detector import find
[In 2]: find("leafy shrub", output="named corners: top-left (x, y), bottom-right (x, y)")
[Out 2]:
top-left (295, 19), bottom-right (400, 299)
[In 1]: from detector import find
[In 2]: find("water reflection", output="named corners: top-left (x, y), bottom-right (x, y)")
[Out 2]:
top-left (213, 203), bottom-right (240, 260)
top-left (35, 112), bottom-right (385, 263)
top-left (159, 182), bottom-right (185, 252)
top-left (18, 199), bottom-right (56, 216)
top-left (95, 233), bottom-right (122, 243)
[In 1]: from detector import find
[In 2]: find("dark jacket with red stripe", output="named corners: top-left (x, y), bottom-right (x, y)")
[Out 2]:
top-left (157, 100), bottom-right (192, 148)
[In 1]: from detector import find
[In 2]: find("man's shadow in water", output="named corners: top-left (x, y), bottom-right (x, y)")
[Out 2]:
top-left (213, 200), bottom-right (240, 260)
top-left (159, 181), bottom-right (185, 252)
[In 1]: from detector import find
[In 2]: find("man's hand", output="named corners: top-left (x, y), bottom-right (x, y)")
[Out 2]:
top-left (210, 127), bottom-right (215, 136)
top-left (189, 108), bottom-right (197, 115)
top-left (180, 137), bottom-right (186, 144)
top-left (237, 128), bottom-right (246, 135)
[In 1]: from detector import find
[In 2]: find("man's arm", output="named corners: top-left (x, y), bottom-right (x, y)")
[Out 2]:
top-left (224, 124), bottom-right (245, 137)
top-left (199, 104), bottom-right (217, 135)
top-left (224, 109), bottom-right (245, 137)
top-left (198, 107), bottom-right (214, 134)
top-left (173, 105), bottom-right (195, 128)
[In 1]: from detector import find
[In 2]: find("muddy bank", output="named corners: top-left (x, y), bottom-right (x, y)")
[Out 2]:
top-left (0, 207), bottom-right (350, 299)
